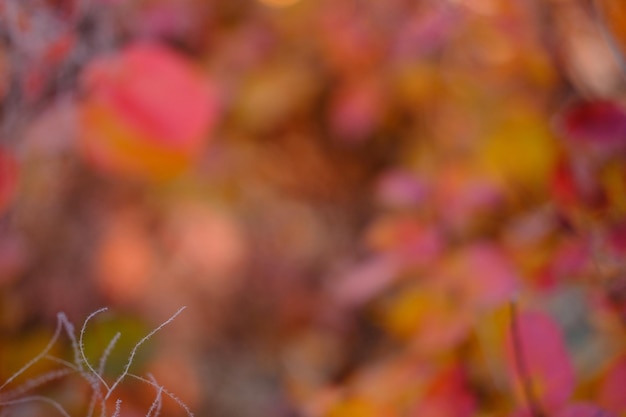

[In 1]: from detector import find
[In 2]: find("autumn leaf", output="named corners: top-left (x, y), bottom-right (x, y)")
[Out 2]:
top-left (80, 42), bottom-right (217, 180)
top-left (505, 310), bottom-right (576, 413)
top-left (556, 100), bottom-right (626, 154)
top-left (478, 110), bottom-right (558, 191)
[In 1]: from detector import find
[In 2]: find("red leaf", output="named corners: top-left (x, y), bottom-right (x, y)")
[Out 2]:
top-left (557, 100), bottom-right (626, 152)
top-left (80, 42), bottom-right (219, 179)
top-left (83, 43), bottom-right (217, 148)
top-left (598, 356), bottom-right (626, 415)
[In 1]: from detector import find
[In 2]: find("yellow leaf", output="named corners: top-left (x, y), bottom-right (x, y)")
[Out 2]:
top-left (478, 111), bottom-right (558, 192)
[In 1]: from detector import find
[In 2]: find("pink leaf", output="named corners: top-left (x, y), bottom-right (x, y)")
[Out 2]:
top-left (506, 310), bottom-right (576, 411)
top-left (331, 256), bottom-right (401, 307)
top-left (375, 170), bottom-right (430, 208)
top-left (439, 243), bottom-right (520, 312)
top-left (462, 244), bottom-right (520, 309)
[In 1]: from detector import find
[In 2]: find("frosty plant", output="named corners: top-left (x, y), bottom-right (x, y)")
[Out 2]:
top-left (0, 307), bottom-right (192, 417)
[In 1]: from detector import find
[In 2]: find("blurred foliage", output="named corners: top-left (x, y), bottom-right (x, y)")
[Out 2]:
top-left (1, 0), bottom-right (626, 416)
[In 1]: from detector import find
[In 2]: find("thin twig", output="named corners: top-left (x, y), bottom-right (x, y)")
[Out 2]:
top-left (98, 332), bottom-right (121, 377)
top-left (0, 369), bottom-right (75, 401)
top-left (111, 398), bottom-right (122, 417)
top-left (86, 387), bottom-right (103, 417)
top-left (145, 374), bottom-right (164, 417)
top-left (127, 374), bottom-right (194, 417)
top-left (1, 307), bottom-right (191, 417)
top-left (80, 307), bottom-right (110, 390)
top-left (105, 307), bottom-right (187, 400)
top-left (44, 354), bottom-right (106, 417)
top-left (0, 395), bottom-right (72, 417)
top-left (58, 313), bottom-right (84, 372)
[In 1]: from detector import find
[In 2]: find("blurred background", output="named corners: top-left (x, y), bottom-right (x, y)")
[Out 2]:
top-left (1, 0), bottom-right (626, 416)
